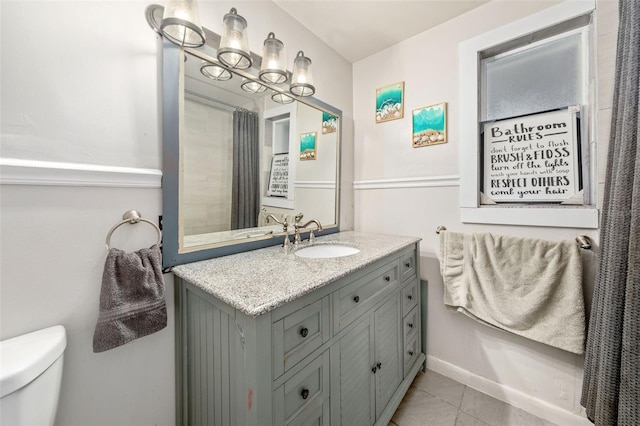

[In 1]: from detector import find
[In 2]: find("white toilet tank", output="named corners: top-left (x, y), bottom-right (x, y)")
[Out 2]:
top-left (1, 325), bottom-right (67, 426)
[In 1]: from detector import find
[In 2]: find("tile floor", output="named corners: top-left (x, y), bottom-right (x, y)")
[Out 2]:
top-left (390, 370), bottom-right (556, 426)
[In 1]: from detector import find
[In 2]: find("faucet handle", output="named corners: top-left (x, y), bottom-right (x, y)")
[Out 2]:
top-left (294, 212), bottom-right (304, 224)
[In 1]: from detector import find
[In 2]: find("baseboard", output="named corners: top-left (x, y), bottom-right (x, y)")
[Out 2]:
top-left (426, 355), bottom-right (592, 426)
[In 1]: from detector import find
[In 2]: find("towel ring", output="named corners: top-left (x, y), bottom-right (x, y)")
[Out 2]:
top-left (105, 210), bottom-right (162, 250)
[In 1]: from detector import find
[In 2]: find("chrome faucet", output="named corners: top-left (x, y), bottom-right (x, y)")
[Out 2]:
top-left (265, 214), bottom-right (291, 250)
top-left (265, 214), bottom-right (288, 232)
top-left (293, 219), bottom-right (323, 245)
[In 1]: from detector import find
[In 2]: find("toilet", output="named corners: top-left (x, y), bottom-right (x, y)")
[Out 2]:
top-left (1, 325), bottom-right (67, 426)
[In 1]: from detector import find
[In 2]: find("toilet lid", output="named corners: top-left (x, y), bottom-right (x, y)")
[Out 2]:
top-left (0, 325), bottom-right (66, 398)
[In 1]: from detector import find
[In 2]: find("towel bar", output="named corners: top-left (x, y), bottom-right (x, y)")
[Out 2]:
top-left (105, 210), bottom-right (162, 250)
top-left (435, 226), bottom-right (592, 250)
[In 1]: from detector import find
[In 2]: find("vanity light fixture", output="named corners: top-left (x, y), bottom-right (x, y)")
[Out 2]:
top-left (145, 4), bottom-right (319, 97)
top-left (259, 33), bottom-right (288, 85)
top-left (271, 92), bottom-right (294, 104)
top-left (200, 61), bottom-right (232, 81)
top-left (158, 0), bottom-right (205, 47)
top-left (217, 8), bottom-right (252, 70)
top-left (241, 78), bottom-right (267, 94)
top-left (290, 51), bottom-right (315, 97)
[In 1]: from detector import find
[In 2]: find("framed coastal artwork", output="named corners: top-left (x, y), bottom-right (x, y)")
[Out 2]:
top-left (375, 81), bottom-right (404, 123)
top-left (412, 102), bottom-right (447, 147)
top-left (299, 132), bottom-right (317, 160)
top-left (322, 112), bottom-right (337, 134)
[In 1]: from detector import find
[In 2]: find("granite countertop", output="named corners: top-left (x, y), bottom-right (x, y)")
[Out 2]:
top-left (172, 231), bottom-right (420, 317)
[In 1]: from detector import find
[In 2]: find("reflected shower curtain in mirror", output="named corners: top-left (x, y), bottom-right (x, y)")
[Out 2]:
top-left (581, 0), bottom-right (639, 424)
top-left (231, 109), bottom-right (260, 230)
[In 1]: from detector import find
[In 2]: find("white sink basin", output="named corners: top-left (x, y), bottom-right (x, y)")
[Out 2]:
top-left (295, 244), bottom-right (360, 259)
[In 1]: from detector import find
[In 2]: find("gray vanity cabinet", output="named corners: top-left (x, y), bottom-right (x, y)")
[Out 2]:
top-left (174, 242), bottom-right (425, 426)
top-left (331, 294), bottom-right (402, 425)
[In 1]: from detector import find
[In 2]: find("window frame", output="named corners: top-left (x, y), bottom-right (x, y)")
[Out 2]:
top-left (458, 0), bottom-right (598, 228)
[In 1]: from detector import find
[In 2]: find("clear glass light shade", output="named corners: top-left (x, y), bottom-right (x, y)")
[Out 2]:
top-left (271, 92), bottom-right (294, 104)
top-left (217, 8), bottom-right (252, 69)
top-left (200, 62), bottom-right (232, 81)
top-left (160, 0), bottom-right (205, 47)
top-left (259, 33), bottom-right (287, 84)
top-left (290, 51), bottom-right (315, 97)
top-left (241, 78), bottom-right (267, 94)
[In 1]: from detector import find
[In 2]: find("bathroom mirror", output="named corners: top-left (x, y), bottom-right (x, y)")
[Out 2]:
top-left (161, 34), bottom-right (341, 268)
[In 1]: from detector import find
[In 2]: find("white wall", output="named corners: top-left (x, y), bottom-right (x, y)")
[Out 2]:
top-left (295, 102), bottom-right (338, 226)
top-left (352, 0), bottom-right (617, 424)
top-left (0, 1), bottom-right (352, 425)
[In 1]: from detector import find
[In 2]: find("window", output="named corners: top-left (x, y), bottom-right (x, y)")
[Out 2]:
top-left (263, 104), bottom-right (296, 209)
top-left (459, 0), bottom-right (598, 228)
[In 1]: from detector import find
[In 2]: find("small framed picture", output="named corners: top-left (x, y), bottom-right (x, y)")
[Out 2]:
top-left (299, 132), bottom-right (317, 161)
top-left (322, 112), bottom-right (337, 134)
top-left (412, 102), bottom-right (447, 147)
top-left (376, 82), bottom-right (404, 123)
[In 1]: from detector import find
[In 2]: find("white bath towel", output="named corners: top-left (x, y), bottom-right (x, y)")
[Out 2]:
top-left (439, 231), bottom-right (586, 354)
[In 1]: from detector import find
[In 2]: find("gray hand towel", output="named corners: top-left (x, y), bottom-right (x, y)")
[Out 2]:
top-left (93, 245), bottom-right (167, 353)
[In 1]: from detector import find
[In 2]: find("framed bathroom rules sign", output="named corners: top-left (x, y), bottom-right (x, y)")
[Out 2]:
top-left (267, 154), bottom-right (289, 197)
top-left (481, 107), bottom-right (582, 203)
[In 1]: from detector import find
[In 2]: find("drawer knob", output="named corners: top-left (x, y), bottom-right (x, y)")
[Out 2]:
top-left (353, 295), bottom-right (360, 303)
top-left (408, 350), bottom-right (414, 356)
top-left (408, 323), bottom-right (414, 329)
top-left (300, 327), bottom-right (309, 338)
top-left (301, 389), bottom-right (310, 400)
top-left (405, 262), bottom-right (411, 268)
top-left (371, 366), bottom-right (377, 373)
top-left (384, 276), bottom-right (391, 282)
top-left (376, 362), bottom-right (382, 370)
top-left (407, 295), bottom-right (413, 300)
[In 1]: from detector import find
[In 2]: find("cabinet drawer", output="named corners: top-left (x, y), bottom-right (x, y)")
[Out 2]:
top-left (273, 297), bottom-right (329, 378)
top-left (273, 352), bottom-right (330, 425)
top-left (333, 261), bottom-right (399, 333)
top-left (403, 333), bottom-right (420, 377)
top-left (401, 279), bottom-right (418, 317)
top-left (400, 249), bottom-right (417, 283)
top-left (288, 401), bottom-right (325, 426)
top-left (403, 305), bottom-right (419, 342)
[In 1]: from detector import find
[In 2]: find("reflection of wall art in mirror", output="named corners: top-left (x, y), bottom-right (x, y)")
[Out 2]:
top-left (376, 81), bottom-right (404, 123)
top-left (412, 102), bottom-right (447, 148)
top-left (299, 132), bottom-right (317, 160)
top-left (267, 153), bottom-right (289, 197)
top-left (322, 112), bottom-right (337, 134)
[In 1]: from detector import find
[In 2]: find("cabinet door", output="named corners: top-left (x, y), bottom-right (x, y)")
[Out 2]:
top-left (333, 316), bottom-right (375, 426)
top-left (373, 294), bottom-right (402, 420)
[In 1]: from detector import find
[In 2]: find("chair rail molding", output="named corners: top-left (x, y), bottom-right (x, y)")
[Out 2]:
top-left (353, 175), bottom-right (460, 190)
top-left (0, 158), bottom-right (162, 188)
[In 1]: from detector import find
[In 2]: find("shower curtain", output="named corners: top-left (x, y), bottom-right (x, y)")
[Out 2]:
top-left (581, 1), bottom-right (639, 424)
top-left (231, 109), bottom-right (260, 230)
